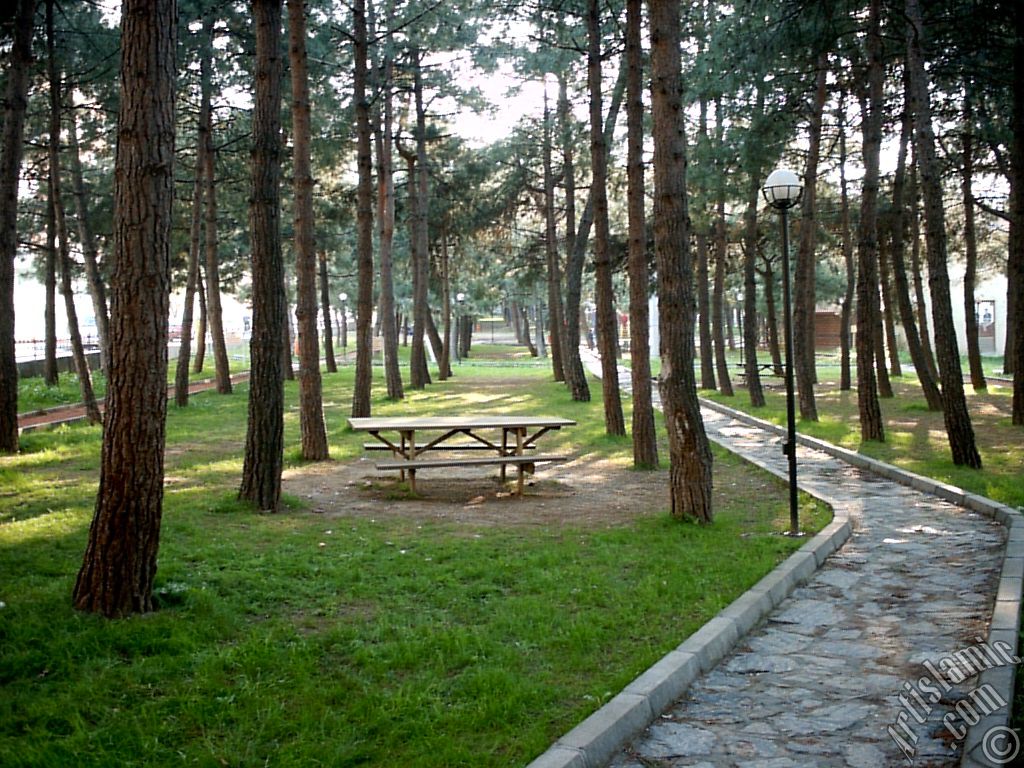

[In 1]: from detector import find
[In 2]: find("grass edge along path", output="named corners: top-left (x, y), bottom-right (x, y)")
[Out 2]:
top-left (1, 360), bottom-right (828, 767)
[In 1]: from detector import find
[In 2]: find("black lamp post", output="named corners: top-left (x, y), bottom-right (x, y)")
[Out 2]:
top-left (762, 168), bottom-right (804, 536)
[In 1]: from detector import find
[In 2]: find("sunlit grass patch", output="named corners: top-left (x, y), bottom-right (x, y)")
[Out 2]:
top-left (1, 351), bottom-right (831, 767)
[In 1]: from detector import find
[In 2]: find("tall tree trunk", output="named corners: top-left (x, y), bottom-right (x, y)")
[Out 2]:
top-left (760, 255), bottom-right (784, 375)
top-left (961, 85), bottom-right (986, 392)
top-left (696, 230), bottom-right (715, 390)
top-left (878, 230), bottom-right (901, 380)
top-left (838, 90), bottom-right (854, 392)
top-left (239, 0), bottom-right (287, 510)
top-left (542, 87), bottom-right (565, 382)
top-left (890, 70), bottom-right (944, 410)
top-left (559, 61), bottom-right (626, 403)
top-left (193, 263), bottom-right (207, 373)
top-left (794, 55), bottom-right (827, 416)
top-left (0, 0), bottom-right (34, 453)
top-left (319, 251), bottom-right (336, 373)
top-left (43, 183), bottom-right (58, 385)
top-left (407, 50), bottom-right (431, 390)
top-left (906, 0), bottom-right (981, 467)
top-left (909, 166), bottom-right (939, 381)
top-left (438, 226), bottom-right (451, 380)
top-left (373, 13), bottom-right (402, 399)
top-left (281, 293), bottom-right (294, 381)
top-left (47, 2), bottom-right (101, 425)
top-left (425, 304), bottom-right (446, 374)
top-left (288, 0), bottom-right (328, 460)
top-left (73, 0), bottom-right (176, 616)
top-left (648, 0), bottom-right (712, 522)
top-left (351, 0), bottom-right (375, 416)
top-left (588, 0), bottom-right (625, 436)
top-left (67, 105), bottom-right (110, 372)
top-left (1009, 5), bottom-right (1024, 424)
top-left (175, 134), bottom-right (204, 407)
top-left (855, 2), bottom-right (885, 443)
top-left (695, 7), bottom-right (715, 392)
top-left (203, 146), bottom-right (231, 392)
top-left (741, 85), bottom-right (766, 408)
top-left (511, 299), bottom-right (523, 344)
top-left (520, 304), bottom-right (537, 356)
top-left (712, 97), bottom-right (733, 396)
top-left (872, 265), bottom-right (894, 397)
top-left (625, 0), bottom-right (657, 467)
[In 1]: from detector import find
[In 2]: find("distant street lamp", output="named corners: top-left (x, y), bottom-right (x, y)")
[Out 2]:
top-left (762, 168), bottom-right (803, 536)
top-left (455, 292), bottom-right (465, 364)
top-left (339, 292), bottom-right (348, 354)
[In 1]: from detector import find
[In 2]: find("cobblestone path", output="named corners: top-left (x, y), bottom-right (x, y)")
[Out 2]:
top-left (584, 356), bottom-right (1007, 767)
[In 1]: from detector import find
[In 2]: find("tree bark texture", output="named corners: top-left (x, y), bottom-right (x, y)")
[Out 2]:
top-left (408, 49), bottom-right (431, 390)
top-left (877, 233), bottom-right (901, 382)
top-left (438, 228), bottom-right (451, 381)
top-left (855, 2), bottom-right (885, 443)
top-left (1010, 6), bottom-right (1024, 424)
top-left (67, 105), bottom-right (110, 372)
top-left (588, 0), bottom-right (625, 436)
top-left (43, 183), bottom-right (58, 386)
top-left (625, 0), bottom-right (658, 467)
top-left (193, 264), bottom-right (207, 373)
top-left (288, 0), bottom-right (328, 459)
top-left (697, 229), bottom-right (715, 390)
top-left (374, 28), bottom-right (403, 399)
top-left (648, 0), bottom-right (713, 522)
top-left (908, 167), bottom-right (939, 382)
top-left (73, 0), bottom-right (176, 617)
top-left (200, 27), bottom-right (232, 396)
top-left (318, 251), bottom-right (336, 373)
top-left (559, 63), bottom-right (626, 404)
top-left (906, 0), bottom-right (981, 467)
top-left (759, 255), bottom-right (784, 375)
top-left (47, 0), bottom-right (101, 425)
top-left (542, 88), bottom-right (565, 382)
top-left (0, 0), bottom-right (34, 453)
top-left (794, 56), bottom-right (827, 418)
top-left (960, 86), bottom-right (986, 392)
top-left (351, 0), bottom-right (375, 415)
top-left (890, 73), bottom-right (944, 411)
top-left (175, 17), bottom-right (211, 408)
top-left (838, 91), bottom-right (854, 392)
top-left (239, 0), bottom-right (287, 510)
top-left (175, 157), bottom-right (203, 408)
top-left (741, 85), bottom-right (765, 409)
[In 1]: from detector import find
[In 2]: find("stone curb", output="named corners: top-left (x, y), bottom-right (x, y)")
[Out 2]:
top-left (525, 401), bottom-right (854, 768)
top-left (697, 398), bottom-right (1022, 768)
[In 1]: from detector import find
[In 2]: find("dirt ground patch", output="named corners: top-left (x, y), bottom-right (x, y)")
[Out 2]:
top-left (282, 454), bottom-right (671, 529)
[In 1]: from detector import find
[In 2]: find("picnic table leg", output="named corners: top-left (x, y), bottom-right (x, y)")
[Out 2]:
top-left (402, 430), bottom-right (417, 486)
top-left (516, 427), bottom-right (525, 496)
top-left (500, 429), bottom-right (508, 482)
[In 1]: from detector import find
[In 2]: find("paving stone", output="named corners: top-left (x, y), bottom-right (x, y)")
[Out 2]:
top-left (842, 742), bottom-right (888, 767)
top-left (638, 721), bottom-right (717, 758)
top-left (572, 355), bottom-right (1010, 768)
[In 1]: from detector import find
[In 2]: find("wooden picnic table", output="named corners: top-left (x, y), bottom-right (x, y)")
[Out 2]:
top-left (346, 415), bottom-right (576, 495)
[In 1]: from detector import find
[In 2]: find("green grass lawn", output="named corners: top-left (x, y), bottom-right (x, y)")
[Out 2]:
top-left (1, 352), bottom-right (829, 767)
top-left (16, 342), bottom-right (253, 413)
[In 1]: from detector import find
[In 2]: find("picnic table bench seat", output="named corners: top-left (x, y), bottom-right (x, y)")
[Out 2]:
top-left (375, 454), bottom-right (567, 471)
